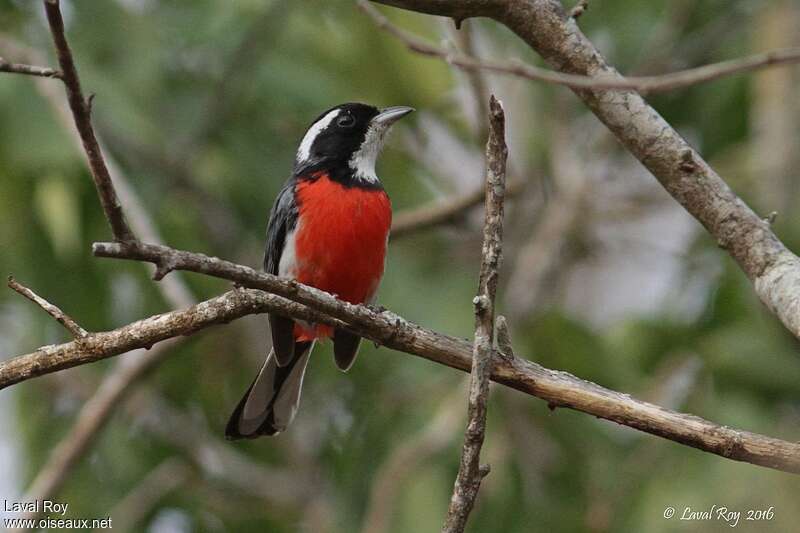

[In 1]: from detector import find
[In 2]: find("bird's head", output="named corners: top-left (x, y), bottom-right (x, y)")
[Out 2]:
top-left (294, 102), bottom-right (414, 185)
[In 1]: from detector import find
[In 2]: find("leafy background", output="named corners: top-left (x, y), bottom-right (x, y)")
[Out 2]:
top-left (1, 0), bottom-right (799, 531)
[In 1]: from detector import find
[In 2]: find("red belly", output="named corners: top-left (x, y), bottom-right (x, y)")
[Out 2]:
top-left (292, 174), bottom-right (391, 340)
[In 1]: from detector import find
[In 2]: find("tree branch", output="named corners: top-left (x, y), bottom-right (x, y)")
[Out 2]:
top-left (2, 0), bottom-right (799, 494)
top-left (7, 276), bottom-right (88, 339)
top-left (369, 0), bottom-right (800, 345)
top-left (5, 10), bottom-right (196, 510)
top-left (3, 248), bottom-right (800, 472)
top-left (363, 1), bottom-right (800, 94)
top-left (443, 96), bottom-right (507, 533)
top-left (42, 0), bottom-right (134, 241)
top-left (0, 57), bottom-right (61, 78)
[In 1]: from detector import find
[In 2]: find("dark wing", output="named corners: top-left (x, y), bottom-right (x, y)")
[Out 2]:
top-left (264, 180), bottom-right (299, 367)
top-left (264, 180), bottom-right (299, 275)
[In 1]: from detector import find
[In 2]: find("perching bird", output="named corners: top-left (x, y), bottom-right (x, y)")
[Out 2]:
top-left (225, 103), bottom-right (413, 439)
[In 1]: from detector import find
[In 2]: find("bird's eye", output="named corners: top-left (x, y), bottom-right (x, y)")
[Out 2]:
top-left (337, 114), bottom-right (355, 128)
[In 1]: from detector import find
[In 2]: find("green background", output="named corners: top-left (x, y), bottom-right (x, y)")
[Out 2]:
top-left (1, 0), bottom-right (799, 531)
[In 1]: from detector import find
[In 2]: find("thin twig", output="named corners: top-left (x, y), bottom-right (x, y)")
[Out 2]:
top-left (7, 276), bottom-right (88, 338)
top-left (7, 18), bottom-right (194, 514)
top-left (443, 96), bottom-right (507, 533)
top-left (358, 1), bottom-right (800, 94)
top-left (14, 3), bottom-right (287, 512)
top-left (0, 57), bottom-right (61, 78)
top-left (392, 178), bottom-right (523, 238)
top-left (43, 0), bottom-right (134, 241)
top-left (2, 250), bottom-right (800, 473)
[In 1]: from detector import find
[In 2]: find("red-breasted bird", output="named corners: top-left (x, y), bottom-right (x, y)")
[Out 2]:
top-left (225, 102), bottom-right (414, 439)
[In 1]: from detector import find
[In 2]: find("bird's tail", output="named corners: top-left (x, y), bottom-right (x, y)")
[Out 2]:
top-left (225, 341), bottom-right (314, 439)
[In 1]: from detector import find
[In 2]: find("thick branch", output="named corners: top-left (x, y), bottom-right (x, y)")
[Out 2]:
top-left (2, 252), bottom-right (800, 472)
top-left (8, 276), bottom-right (88, 338)
top-left (0, 57), bottom-right (61, 78)
top-left (443, 96), bottom-right (507, 533)
top-left (361, 2), bottom-right (800, 94)
top-left (43, 0), bottom-right (134, 241)
top-left (371, 0), bottom-right (800, 344)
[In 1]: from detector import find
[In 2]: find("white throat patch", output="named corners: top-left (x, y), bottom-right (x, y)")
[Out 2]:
top-left (296, 108), bottom-right (341, 164)
top-left (348, 122), bottom-right (389, 184)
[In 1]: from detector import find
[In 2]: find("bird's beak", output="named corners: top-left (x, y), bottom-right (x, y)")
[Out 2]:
top-left (373, 106), bottom-right (415, 126)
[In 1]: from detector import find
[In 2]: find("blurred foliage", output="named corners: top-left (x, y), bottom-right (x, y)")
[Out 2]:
top-left (1, 0), bottom-right (799, 532)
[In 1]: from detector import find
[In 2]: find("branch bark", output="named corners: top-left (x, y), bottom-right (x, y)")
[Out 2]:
top-left (370, 0), bottom-right (800, 344)
top-left (3, 244), bottom-right (799, 473)
top-left (42, 0), bottom-right (134, 241)
top-left (361, 1), bottom-right (800, 93)
top-left (443, 96), bottom-right (507, 533)
top-left (0, 57), bottom-right (61, 78)
top-left (7, 276), bottom-right (88, 338)
top-left (5, 8), bottom-right (196, 510)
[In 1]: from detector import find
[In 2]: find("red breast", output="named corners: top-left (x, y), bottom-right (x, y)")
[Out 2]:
top-left (292, 173), bottom-right (391, 340)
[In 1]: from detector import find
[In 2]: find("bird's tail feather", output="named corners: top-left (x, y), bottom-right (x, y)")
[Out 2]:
top-left (225, 341), bottom-right (314, 439)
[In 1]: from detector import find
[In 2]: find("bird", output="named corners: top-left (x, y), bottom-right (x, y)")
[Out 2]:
top-left (225, 102), bottom-right (414, 439)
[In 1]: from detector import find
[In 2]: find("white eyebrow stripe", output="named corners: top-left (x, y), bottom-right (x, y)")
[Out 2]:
top-left (296, 108), bottom-right (341, 164)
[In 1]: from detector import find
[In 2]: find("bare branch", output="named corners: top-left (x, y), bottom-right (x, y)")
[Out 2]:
top-left (360, 1), bottom-right (800, 94)
top-left (6, 16), bottom-right (194, 511)
top-left (7, 276), bottom-right (88, 338)
top-left (0, 57), bottom-right (61, 78)
top-left (443, 96), bottom-right (507, 533)
top-left (392, 178), bottom-right (523, 238)
top-left (371, 0), bottom-right (800, 362)
top-left (42, 0), bottom-right (134, 241)
top-left (2, 248), bottom-right (800, 472)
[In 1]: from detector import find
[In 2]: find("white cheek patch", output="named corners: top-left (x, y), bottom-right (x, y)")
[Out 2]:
top-left (297, 109), bottom-right (341, 164)
top-left (349, 122), bottom-right (389, 184)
